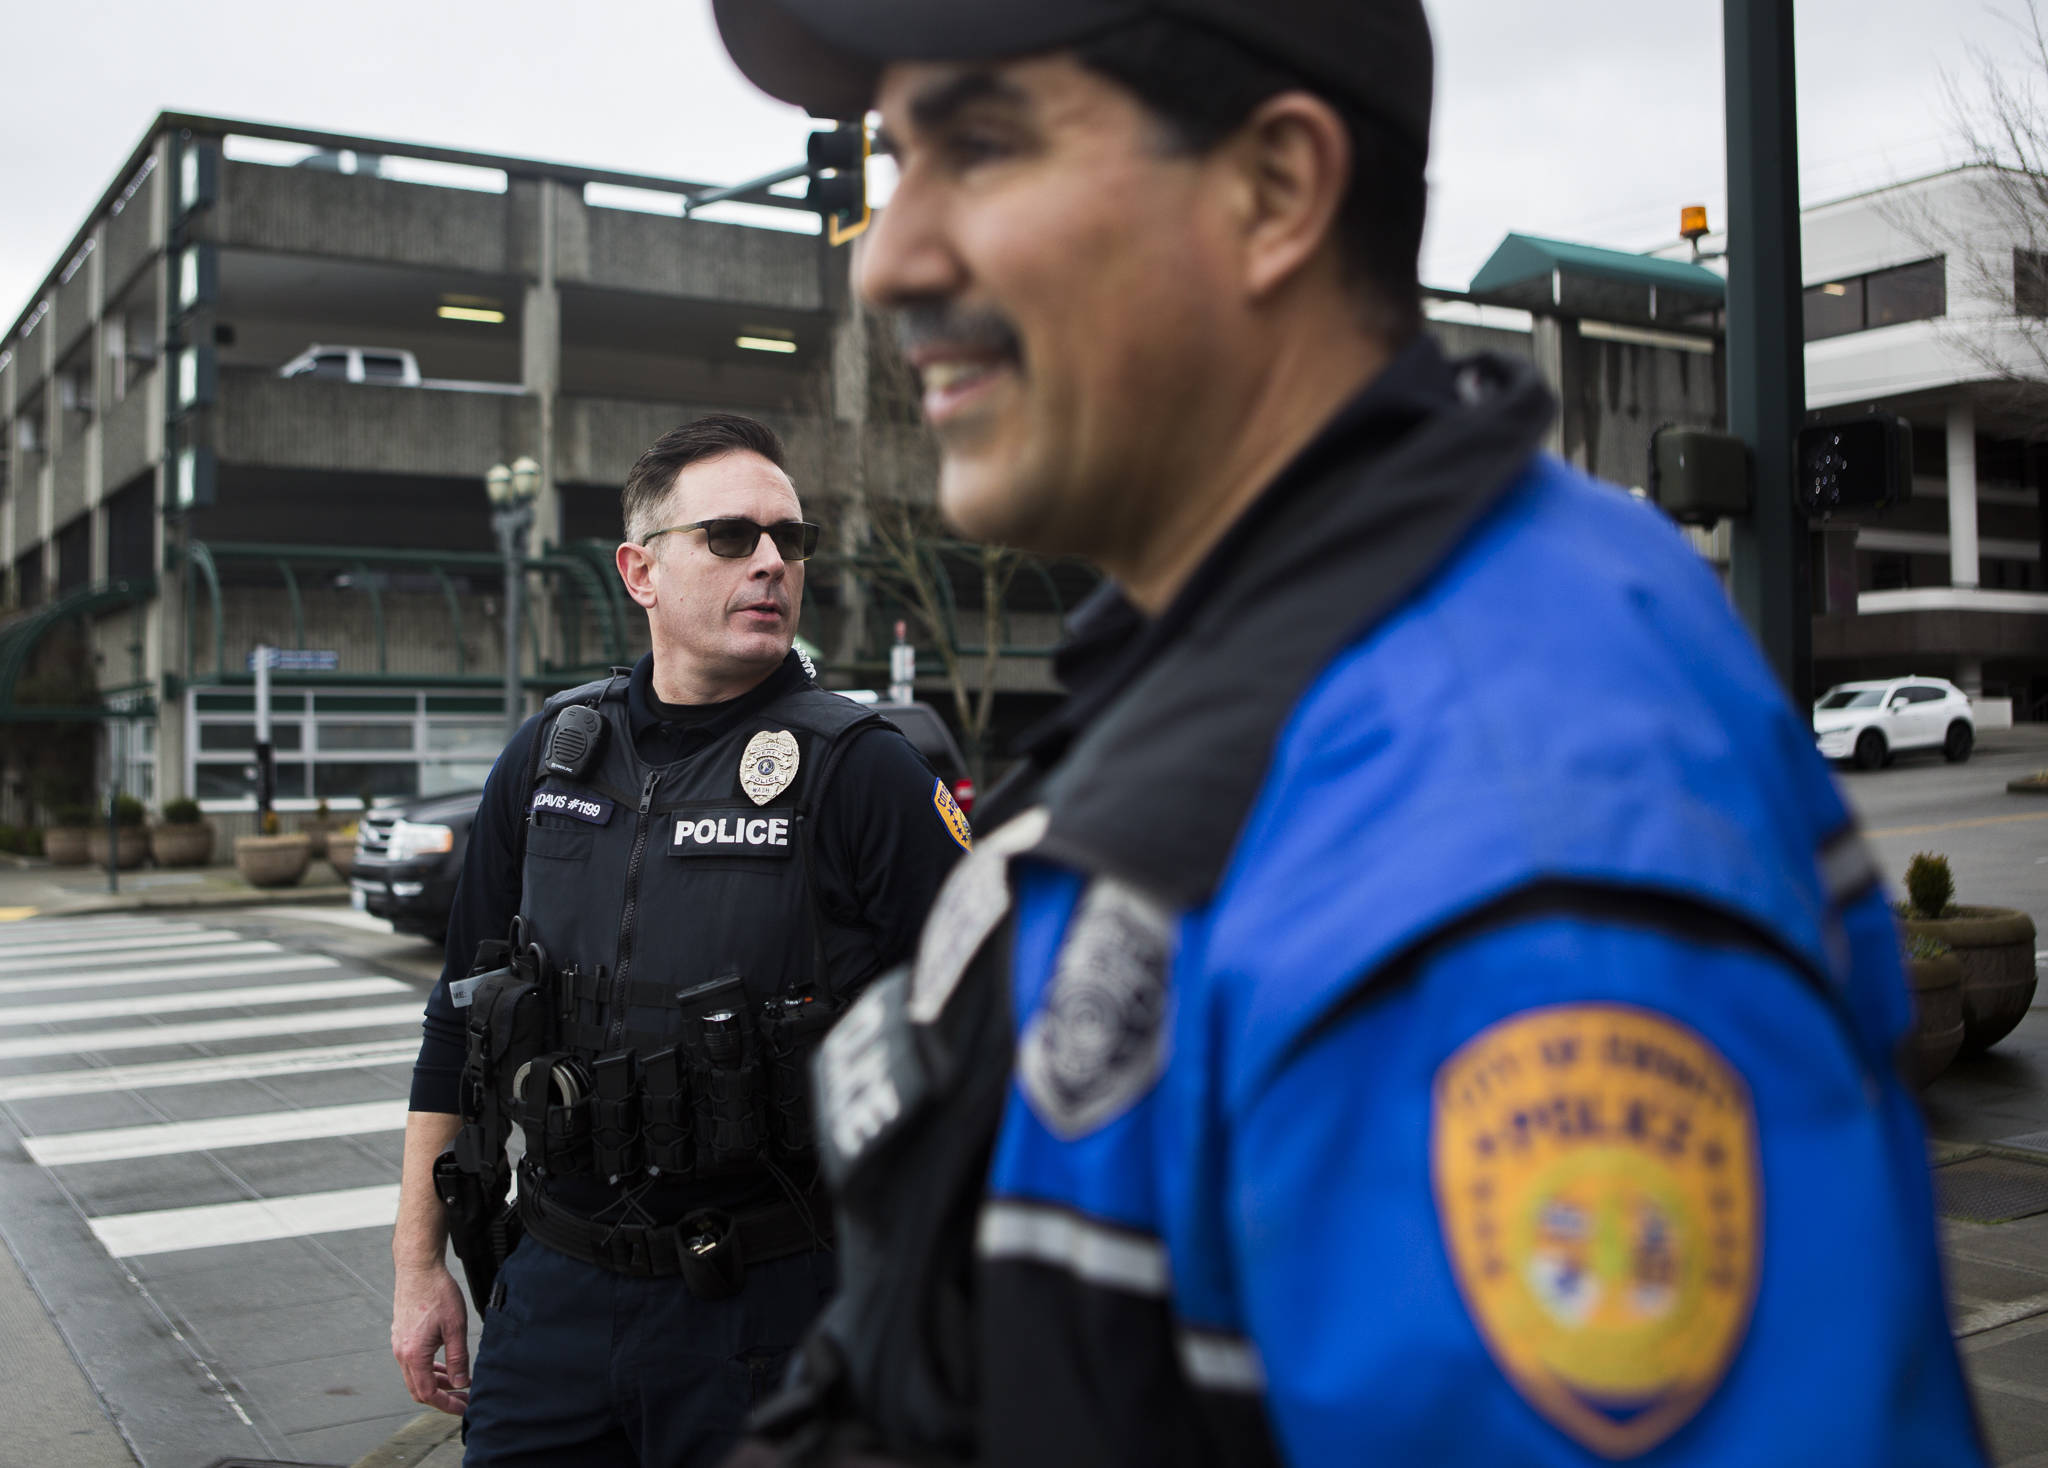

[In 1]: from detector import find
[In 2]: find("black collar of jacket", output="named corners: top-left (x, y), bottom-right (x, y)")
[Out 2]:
top-left (624, 648), bottom-right (813, 762)
top-left (1000, 334), bottom-right (1555, 909)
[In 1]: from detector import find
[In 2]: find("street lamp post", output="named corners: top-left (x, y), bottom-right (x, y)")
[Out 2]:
top-left (486, 456), bottom-right (542, 741)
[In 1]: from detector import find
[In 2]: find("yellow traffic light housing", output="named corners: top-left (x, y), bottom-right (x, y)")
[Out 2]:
top-left (807, 122), bottom-right (871, 247)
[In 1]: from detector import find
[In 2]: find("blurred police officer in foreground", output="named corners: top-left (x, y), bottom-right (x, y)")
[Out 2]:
top-left (712, 5), bottom-right (1986, 1465)
top-left (388, 413), bottom-right (967, 1467)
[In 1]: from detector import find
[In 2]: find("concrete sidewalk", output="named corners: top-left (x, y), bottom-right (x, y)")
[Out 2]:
top-left (0, 854), bottom-right (350, 921)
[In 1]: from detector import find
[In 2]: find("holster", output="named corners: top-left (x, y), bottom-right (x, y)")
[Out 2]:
top-left (433, 1146), bottom-right (521, 1306)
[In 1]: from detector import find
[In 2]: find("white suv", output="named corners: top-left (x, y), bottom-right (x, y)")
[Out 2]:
top-left (1813, 677), bottom-right (1974, 770)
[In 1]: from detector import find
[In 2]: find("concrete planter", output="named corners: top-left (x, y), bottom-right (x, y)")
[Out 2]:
top-left (298, 816), bottom-right (342, 858)
top-left (328, 826), bottom-right (359, 882)
top-left (43, 826), bottom-right (91, 866)
top-left (235, 833), bottom-right (312, 888)
top-left (1904, 907), bottom-right (2039, 1056)
top-left (151, 822), bottom-right (216, 868)
top-left (87, 826), bottom-right (149, 870)
top-left (1903, 952), bottom-right (1966, 1088)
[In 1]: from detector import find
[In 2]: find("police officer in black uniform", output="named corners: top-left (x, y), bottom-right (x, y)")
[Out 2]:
top-left (389, 412), bottom-right (967, 1468)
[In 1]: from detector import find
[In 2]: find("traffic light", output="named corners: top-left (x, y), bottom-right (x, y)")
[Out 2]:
top-left (807, 122), bottom-right (870, 247)
top-left (1796, 413), bottom-right (1913, 517)
top-left (1649, 425), bottom-right (1752, 525)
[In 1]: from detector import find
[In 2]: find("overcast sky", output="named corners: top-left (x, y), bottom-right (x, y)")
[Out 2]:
top-left (0, 0), bottom-right (2028, 327)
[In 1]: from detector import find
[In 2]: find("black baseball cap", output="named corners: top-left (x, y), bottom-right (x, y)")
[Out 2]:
top-left (712, 0), bottom-right (1433, 164)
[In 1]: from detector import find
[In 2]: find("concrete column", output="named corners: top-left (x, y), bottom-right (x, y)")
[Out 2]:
top-left (521, 179), bottom-right (561, 559)
top-left (1948, 399), bottom-right (1980, 590)
top-left (1530, 314), bottom-right (1585, 467)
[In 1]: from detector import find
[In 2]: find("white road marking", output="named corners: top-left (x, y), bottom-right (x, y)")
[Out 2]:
top-left (88, 1184), bottom-right (402, 1258)
top-left (0, 977), bottom-right (406, 1029)
top-left (0, 953), bottom-right (329, 997)
top-left (26, 1100), bottom-right (411, 1165)
top-left (261, 907), bottom-right (398, 935)
top-left (0, 931), bottom-right (238, 965)
top-left (0, 1040), bottom-right (418, 1101)
top-left (2, 940), bottom-right (288, 976)
top-left (0, 1002), bottom-right (425, 1060)
top-left (1, 919), bottom-right (204, 941)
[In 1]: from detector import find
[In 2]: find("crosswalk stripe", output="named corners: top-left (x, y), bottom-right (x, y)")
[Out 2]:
top-left (26, 1100), bottom-right (412, 1165)
top-left (88, 1183), bottom-right (403, 1258)
top-left (0, 1001), bottom-right (425, 1060)
top-left (0, 931), bottom-right (238, 965)
top-left (0, 953), bottom-right (330, 998)
top-left (3, 940), bottom-right (288, 976)
top-left (0, 977), bottom-right (406, 1029)
top-left (2, 919), bottom-right (204, 942)
top-left (0, 1040), bottom-right (418, 1101)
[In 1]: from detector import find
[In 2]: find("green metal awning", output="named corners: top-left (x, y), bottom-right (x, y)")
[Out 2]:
top-left (1468, 233), bottom-right (1726, 327)
top-left (0, 577), bottom-right (157, 722)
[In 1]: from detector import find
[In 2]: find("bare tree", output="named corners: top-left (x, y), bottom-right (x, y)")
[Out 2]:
top-left (1890, 1), bottom-right (2048, 394)
top-left (859, 493), bottom-right (1025, 788)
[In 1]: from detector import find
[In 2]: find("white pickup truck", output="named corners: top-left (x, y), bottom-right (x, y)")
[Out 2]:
top-left (278, 344), bottom-right (422, 386)
top-left (276, 345), bottom-right (522, 394)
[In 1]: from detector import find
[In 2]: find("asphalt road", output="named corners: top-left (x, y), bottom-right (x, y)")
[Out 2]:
top-left (1837, 725), bottom-right (2048, 934)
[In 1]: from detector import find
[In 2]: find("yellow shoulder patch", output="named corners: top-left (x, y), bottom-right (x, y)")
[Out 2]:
top-left (1431, 1004), bottom-right (1759, 1459)
top-left (932, 778), bottom-right (972, 851)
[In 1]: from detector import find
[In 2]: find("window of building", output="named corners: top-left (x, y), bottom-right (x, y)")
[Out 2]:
top-left (54, 517), bottom-right (92, 598)
top-left (2017, 248), bottom-right (2048, 318)
top-left (1870, 552), bottom-right (1911, 590)
top-left (106, 478), bottom-right (154, 581)
top-left (1804, 278), bottom-right (1865, 341)
top-left (1866, 259), bottom-right (1946, 329)
top-left (1803, 258), bottom-right (1946, 341)
top-left (187, 687), bottom-right (505, 810)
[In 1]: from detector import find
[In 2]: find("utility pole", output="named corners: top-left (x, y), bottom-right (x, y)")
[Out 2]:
top-left (1724, 0), bottom-right (1812, 709)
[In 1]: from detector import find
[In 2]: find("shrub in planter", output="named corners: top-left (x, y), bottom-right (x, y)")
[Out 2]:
top-left (1904, 852), bottom-right (1955, 920)
top-left (43, 804), bottom-right (95, 867)
top-left (88, 796), bottom-right (150, 870)
top-left (151, 799), bottom-right (216, 868)
top-left (1901, 933), bottom-right (1966, 1088)
top-left (299, 798), bottom-right (342, 857)
top-left (1899, 853), bottom-right (2037, 1056)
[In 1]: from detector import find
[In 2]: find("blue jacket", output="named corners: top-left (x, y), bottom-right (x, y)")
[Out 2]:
top-left (798, 340), bottom-right (1982, 1468)
top-left (981, 451), bottom-right (1981, 1464)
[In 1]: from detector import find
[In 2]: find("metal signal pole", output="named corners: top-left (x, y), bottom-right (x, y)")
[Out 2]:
top-left (1724, 0), bottom-right (1813, 710)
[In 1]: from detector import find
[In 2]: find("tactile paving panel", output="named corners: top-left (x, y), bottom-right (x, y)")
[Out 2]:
top-left (1934, 1155), bottom-right (2048, 1225)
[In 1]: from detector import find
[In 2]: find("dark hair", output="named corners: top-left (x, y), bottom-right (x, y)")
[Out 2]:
top-left (621, 412), bottom-right (787, 542)
top-left (1072, 18), bottom-right (1426, 339)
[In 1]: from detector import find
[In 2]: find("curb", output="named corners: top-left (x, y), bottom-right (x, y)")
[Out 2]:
top-left (348, 1411), bottom-right (463, 1468)
top-left (2, 884), bottom-right (353, 919)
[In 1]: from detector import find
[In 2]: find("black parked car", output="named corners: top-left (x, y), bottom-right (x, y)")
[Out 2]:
top-left (347, 698), bottom-right (971, 950)
top-left (350, 787), bottom-right (484, 948)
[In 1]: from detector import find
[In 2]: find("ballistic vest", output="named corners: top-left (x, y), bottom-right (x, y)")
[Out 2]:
top-left (518, 667), bottom-right (884, 1059)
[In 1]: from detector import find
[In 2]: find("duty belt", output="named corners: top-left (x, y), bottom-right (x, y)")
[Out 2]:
top-left (517, 1164), bottom-right (830, 1297)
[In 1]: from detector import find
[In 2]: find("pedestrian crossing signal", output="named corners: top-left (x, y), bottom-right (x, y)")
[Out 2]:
top-left (807, 122), bottom-right (870, 247)
top-left (1797, 413), bottom-right (1913, 517)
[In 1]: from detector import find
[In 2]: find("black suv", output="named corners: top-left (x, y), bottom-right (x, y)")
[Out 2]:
top-left (350, 787), bottom-right (484, 947)
top-left (348, 698), bottom-right (971, 949)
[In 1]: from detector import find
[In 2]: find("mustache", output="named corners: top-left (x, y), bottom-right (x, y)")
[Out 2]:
top-left (890, 300), bottom-right (1023, 363)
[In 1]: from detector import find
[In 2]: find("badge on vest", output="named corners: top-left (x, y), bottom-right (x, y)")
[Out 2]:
top-left (1431, 1004), bottom-right (1760, 1458)
top-left (669, 807), bottom-right (794, 858)
top-left (530, 788), bottom-right (614, 825)
top-left (740, 729), bottom-right (800, 805)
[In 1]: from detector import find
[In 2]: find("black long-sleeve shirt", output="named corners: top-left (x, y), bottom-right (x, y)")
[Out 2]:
top-left (408, 653), bottom-right (966, 1113)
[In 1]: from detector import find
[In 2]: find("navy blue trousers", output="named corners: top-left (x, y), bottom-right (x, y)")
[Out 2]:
top-left (463, 1235), bottom-right (834, 1468)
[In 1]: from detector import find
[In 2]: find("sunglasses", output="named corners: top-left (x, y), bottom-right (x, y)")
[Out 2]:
top-left (642, 517), bottom-right (821, 561)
